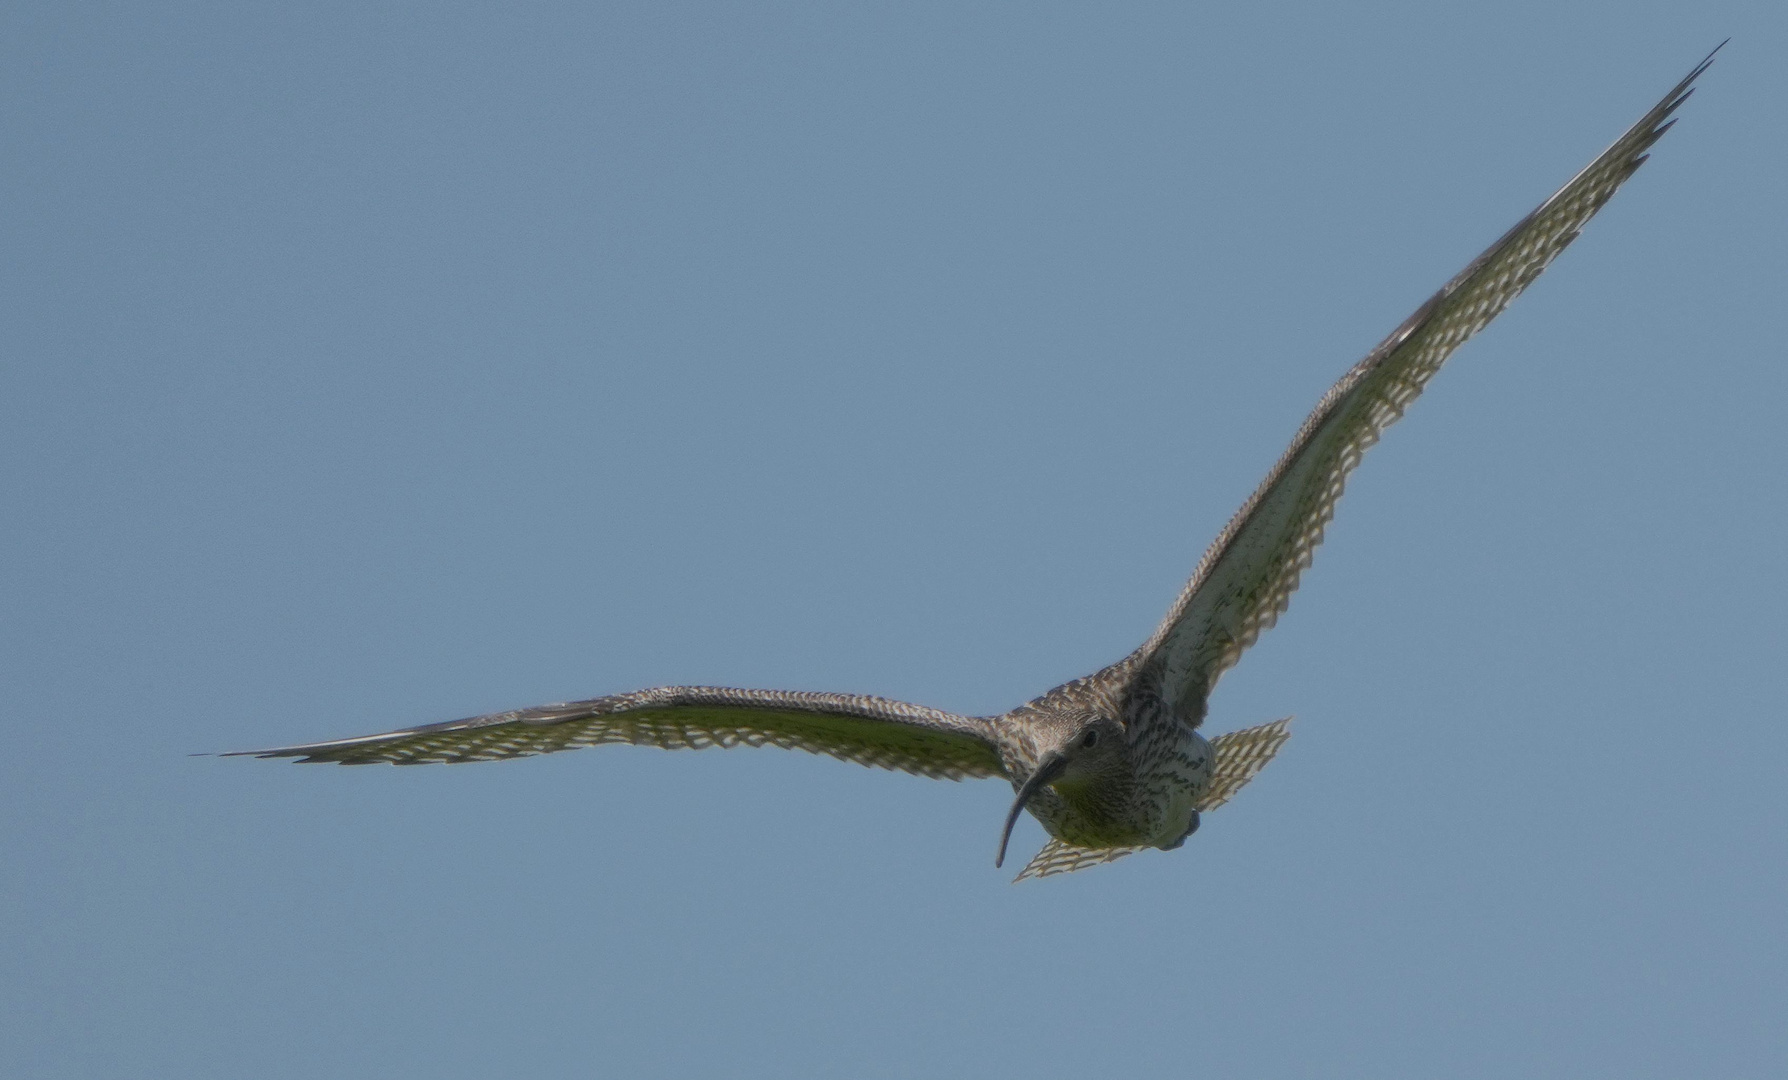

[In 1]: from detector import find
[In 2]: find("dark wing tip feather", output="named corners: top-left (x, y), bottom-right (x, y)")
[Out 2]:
top-left (1650, 42), bottom-right (1722, 124)
top-left (1686, 39), bottom-right (1727, 83)
top-left (219, 735), bottom-right (428, 763)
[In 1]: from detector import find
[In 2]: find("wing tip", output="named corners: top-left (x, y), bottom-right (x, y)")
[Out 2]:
top-left (212, 738), bottom-right (397, 763)
top-left (1654, 41), bottom-right (1724, 124)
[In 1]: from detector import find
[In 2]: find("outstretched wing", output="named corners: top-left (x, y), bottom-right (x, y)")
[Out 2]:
top-left (227, 685), bottom-right (1007, 780)
top-left (1137, 48), bottom-right (1719, 721)
top-left (1013, 717), bottom-right (1295, 880)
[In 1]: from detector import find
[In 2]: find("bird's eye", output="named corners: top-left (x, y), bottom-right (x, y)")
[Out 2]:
top-left (1080, 730), bottom-right (1099, 749)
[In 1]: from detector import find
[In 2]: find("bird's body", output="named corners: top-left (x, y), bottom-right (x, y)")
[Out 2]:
top-left (993, 664), bottom-right (1211, 853)
top-left (227, 49), bottom-right (1718, 880)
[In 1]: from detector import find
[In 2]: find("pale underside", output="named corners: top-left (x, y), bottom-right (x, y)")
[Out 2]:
top-left (227, 49), bottom-right (1716, 877)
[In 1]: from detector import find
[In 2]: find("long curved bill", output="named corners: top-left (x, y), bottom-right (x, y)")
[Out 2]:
top-left (994, 752), bottom-right (1067, 868)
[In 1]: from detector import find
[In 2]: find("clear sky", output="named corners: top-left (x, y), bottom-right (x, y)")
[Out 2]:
top-left (4, 3), bottom-right (1784, 1078)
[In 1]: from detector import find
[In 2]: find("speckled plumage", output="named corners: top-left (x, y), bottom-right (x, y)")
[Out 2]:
top-left (225, 50), bottom-right (1717, 880)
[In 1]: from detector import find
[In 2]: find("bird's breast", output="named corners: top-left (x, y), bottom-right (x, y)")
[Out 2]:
top-left (1031, 725), bottom-right (1214, 849)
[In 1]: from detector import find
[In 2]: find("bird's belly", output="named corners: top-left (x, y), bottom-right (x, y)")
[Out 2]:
top-left (1039, 728), bottom-right (1215, 849)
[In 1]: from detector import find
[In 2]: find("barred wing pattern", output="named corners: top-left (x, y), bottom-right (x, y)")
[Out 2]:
top-left (228, 685), bottom-right (1007, 780)
top-left (1138, 49), bottom-right (1718, 722)
top-left (1013, 717), bottom-right (1295, 880)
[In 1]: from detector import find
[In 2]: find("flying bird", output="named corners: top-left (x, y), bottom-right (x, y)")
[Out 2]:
top-left (228, 49), bottom-right (1719, 880)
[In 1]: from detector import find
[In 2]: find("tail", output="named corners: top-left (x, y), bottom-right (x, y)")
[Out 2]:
top-left (1195, 716), bottom-right (1294, 812)
top-left (1013, 716), bottom-right (1294, 881)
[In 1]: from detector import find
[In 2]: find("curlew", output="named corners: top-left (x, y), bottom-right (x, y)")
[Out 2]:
top-left (227, 49), bottom-right (1719, 880)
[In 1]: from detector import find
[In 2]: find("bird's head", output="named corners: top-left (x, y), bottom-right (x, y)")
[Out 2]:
top-left (994, 713), bottom-right (1128, 867)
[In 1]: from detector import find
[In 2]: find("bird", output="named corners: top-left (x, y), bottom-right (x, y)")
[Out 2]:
top-left (226, 48), bottom-right (1719, 881)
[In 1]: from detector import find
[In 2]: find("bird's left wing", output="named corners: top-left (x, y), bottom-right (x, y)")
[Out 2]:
top-left (226, 685), bottom-right (1007, 780)
top-left (1134, 48), bottom-right (1718, 722)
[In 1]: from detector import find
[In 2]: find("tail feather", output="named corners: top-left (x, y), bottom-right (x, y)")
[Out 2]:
top-left (1196, 716), bottom-right (1294, 812)
top-left (1013, 839), bottom-right (1146, 881)
top-left (1012, 717), bottom-right (1294, 881)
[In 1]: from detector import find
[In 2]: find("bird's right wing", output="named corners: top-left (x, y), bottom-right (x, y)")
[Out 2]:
top-left (1134, 48), bottom-right (1719, 722)
top-left (225, 685), bottom-right (1007, 780)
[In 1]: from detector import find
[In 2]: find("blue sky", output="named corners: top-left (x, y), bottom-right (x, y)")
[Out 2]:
top-left (4, 3), bottom-right (1784, 1077)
